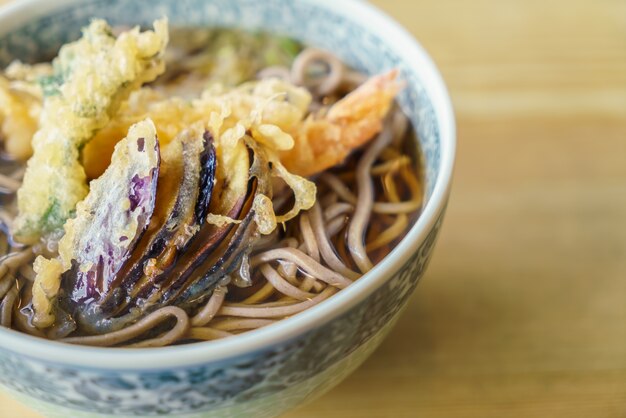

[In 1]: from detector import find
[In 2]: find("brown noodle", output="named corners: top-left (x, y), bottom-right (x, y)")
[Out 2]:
top-left (0, 47), bottom-right (423, 348)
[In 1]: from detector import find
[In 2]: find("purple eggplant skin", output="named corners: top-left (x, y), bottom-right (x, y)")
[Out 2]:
top-left (165, 179), bottom-right (258, 307)
top-left (68, 135), bottom-right (272, 335)
top-left (118, 133), bottom-right (216, 303)
top-left (76, 130), bottom-right (217, 334)
top-left (107, 131), bottom-right (215, 304)
top-left (64, 172), bottom-right (159, 304)
top-left (113, 174), bottom-right (249, 318)
top-left (122, 143), bottom-right (256, 309)
top-left (59, 124), bottom-right (160, 319)
top-left (172, 194), bottom-right (258, 309)
top-left (88, 142), bottom-right (270, 334)
top-left (78, 195), bottom-right (245, 334)
top-left (167, 141), bottom-right (273, 309)
top-left (194, 131), bottom-right (217, 222)
top-left (159, 180), bottom-right (254, 298)
top-left (92, 189), bottom-right (249, 334)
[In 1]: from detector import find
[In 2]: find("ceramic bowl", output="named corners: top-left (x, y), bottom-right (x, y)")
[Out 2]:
top-left (0, 0), bottom-right (455, 417)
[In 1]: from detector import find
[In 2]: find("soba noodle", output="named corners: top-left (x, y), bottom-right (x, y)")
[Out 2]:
top-left (0, 28), bottom-right (423, 348)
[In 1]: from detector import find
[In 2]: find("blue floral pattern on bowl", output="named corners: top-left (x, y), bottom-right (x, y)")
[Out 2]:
top-left (0, 0), bottom-right (452, 417)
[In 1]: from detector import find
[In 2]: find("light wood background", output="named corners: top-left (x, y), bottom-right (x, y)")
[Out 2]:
top-left (2, 0), bottom-right (625, 417)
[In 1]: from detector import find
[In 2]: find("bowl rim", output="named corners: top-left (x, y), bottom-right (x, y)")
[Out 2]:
top-left (0, 0), bottom-right (456, 370)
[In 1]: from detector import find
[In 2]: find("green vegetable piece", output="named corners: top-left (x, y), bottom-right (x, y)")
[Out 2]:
top-left (13, 18), bottom-right (169, 244)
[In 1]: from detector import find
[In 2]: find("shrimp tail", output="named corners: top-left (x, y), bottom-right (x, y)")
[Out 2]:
top-left (281, 69), bottom-right (403, 177)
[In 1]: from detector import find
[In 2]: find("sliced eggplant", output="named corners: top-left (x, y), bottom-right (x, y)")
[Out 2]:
top-left (170, 140), bottom-right (273, 308)
top-left (119, 138), bottom-right (254, 310)
top-left (106, 131), bottom-right (187, 295)
top-left (195, 131), bottom-right (218, 222)
top-left (110, 148), bottom-right (252, 316)
top-left (59, 119), bottom-right (160, 312)
top-left (65, 131), bottom-right (275, 335)
top-left (113, 130), bottom-right (214, 293)
top-left (164, 178), bottom-right (257, 307)
top-left (75, 128), bottom-right (216, 334)
top-left (87, 139), bottom-right (270, 334)
top-left (118, 131), bottom-right (219, 305)
top-left (155, 140), bottom-right (272, 306)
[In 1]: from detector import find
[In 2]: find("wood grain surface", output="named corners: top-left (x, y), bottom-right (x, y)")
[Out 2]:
top-left (1, 0), bottom-right (625, 417)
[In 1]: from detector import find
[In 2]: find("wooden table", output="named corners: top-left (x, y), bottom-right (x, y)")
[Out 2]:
top-left (2, 0), bottom-right (625, 417)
